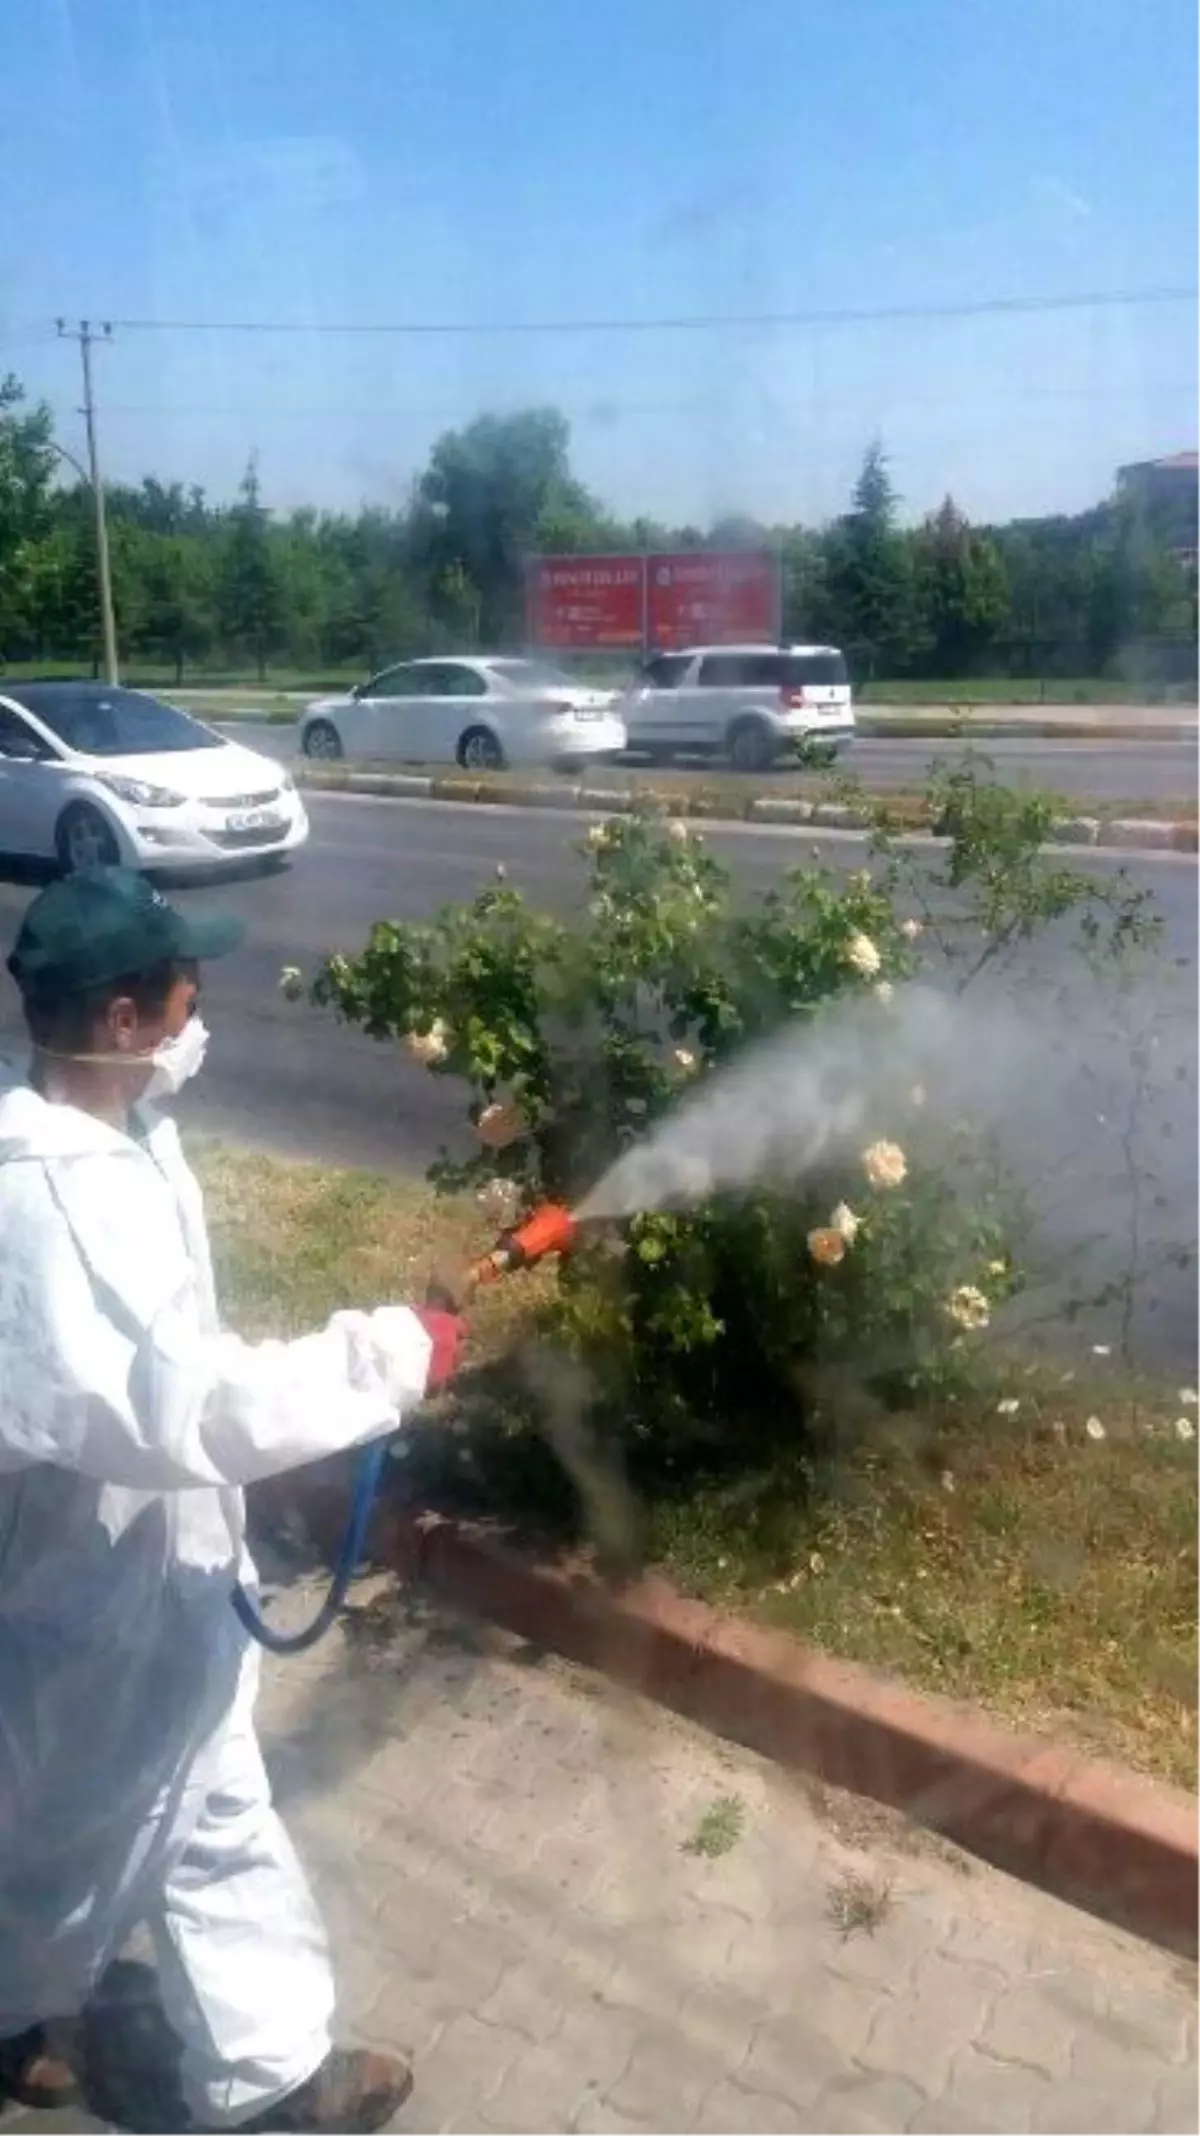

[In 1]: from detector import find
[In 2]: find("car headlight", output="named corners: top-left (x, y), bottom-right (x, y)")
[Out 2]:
top-left (96, 774), bottom-right (185, 808)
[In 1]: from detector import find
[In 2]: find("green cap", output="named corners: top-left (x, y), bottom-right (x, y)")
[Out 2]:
top-left (7, 867), bottom-right (245, 999)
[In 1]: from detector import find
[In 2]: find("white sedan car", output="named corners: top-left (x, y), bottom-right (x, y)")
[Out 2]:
top-left (301, 655), bottom-right (626, 771)
top-left (0, 681), bottom-right (309, 873)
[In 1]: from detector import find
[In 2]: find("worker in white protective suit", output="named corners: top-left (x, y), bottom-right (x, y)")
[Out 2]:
top-left (0, 866), bottom-right (463, 2133)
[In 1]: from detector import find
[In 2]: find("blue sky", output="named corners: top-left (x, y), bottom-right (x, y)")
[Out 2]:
top-left (2, 0), bottom-right (1195, 527)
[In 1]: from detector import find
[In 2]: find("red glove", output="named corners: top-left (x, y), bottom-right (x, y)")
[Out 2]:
top-left (414, 1306), bottom-right (465, 1393)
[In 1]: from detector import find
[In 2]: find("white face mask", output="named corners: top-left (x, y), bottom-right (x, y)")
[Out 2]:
top-left (143, 1014), bottom-right (209, 1101)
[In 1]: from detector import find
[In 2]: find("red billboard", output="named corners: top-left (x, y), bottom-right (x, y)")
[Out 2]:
top-left (528, 549), bottom-right (780, 651)
top-left (647, 550), bottom-right (779, 649)
top-left (526, 554), bottom-right (643, 649)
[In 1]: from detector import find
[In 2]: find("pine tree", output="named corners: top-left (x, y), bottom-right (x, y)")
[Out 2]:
top-left (918, 497), bottom-right (1010, 676)
top-left (828, 441), bottom-right (926, 678)
top-left (219, 458), bottom-right (284, 681)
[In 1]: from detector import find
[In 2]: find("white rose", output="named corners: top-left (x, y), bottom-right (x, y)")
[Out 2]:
top-left (672, 1047), bottom-right (697, 1073)
top-left (874, 980), bottom-right (895, 1005)
top-left (405, 1019), bottom-right (449, 1068)
top-left (900, 917), bottom-right (923, 941)
top-left (845, 931), bottom-right (882, 978)
top-left (830, 1201), bottom-right (860, 1242)
top-left (861, 1139), bottom-right (907, 1190)
top-left (946, 1285), bottom-right (990, 1331)
top-left (665, 819), bottom-right (690, 846)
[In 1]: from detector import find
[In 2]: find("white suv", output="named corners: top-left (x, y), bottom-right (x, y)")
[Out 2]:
top-left (621, 643), bottom-right (854, 771)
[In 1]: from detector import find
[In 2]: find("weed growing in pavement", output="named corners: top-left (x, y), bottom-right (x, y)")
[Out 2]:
top-left (826, 1871), bottom-right (894, 1940)
top-left (683, 1796), bottom-right (747, 1859)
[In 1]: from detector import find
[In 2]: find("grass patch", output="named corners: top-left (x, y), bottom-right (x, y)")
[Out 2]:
top-left (197, 1145), bottom-right (1198, 1791)
top-left (191, 698), bottom-right (305, 724)
top-left (683, 1796), bottom-right (747, 1858)
top-left (0, 662), bottom-right (359, 694)
top-left (858, 677), bottom-right (1197, 708)
top-left (197, 1139), bottom-right (537, 1360)
top-left (653, 1382), bottom-right (1198, 1791)
top-left (200, 1140), bottom-right (581, 1549)
top-left (7, 661), bottom-right (1186, 709)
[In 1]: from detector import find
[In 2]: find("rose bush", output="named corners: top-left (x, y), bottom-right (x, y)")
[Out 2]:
top-left (301, 764), bottom-right (1155, 1491)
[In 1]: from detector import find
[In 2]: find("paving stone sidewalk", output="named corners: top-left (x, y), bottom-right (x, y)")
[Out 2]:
top-left (5, 1575), bottom-right (1195, 2134)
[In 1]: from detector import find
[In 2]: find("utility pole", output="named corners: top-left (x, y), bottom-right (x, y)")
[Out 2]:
top-left (57, 318), bottom-right (119, 684)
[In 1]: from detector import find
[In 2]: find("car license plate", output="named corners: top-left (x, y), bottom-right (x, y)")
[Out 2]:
top-left (227, 807), bottom-right (283, 832)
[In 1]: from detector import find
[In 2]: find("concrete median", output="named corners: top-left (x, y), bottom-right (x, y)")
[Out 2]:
top-left (295, 763), bottom-right (1197, 856)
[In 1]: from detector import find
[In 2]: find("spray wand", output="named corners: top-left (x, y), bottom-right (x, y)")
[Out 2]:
top-left (426, 1201), bottom-right (580, 1310)
top-left (232, 1202), bottom-right (583, 1653)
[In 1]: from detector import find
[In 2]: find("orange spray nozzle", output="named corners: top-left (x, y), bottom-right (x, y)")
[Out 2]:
top-left (467, 1201), bottom-right (578, 1291)
top-left (507, 1202), bottom-right (578, 1266)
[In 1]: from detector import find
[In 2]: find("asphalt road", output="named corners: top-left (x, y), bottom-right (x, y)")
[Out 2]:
top-left (823, 734), bottom-right (1197, 803)
top-left (217, 720), bottom-right (1198, 806)
top-left (0, 793), bottom-right (1194, 1367)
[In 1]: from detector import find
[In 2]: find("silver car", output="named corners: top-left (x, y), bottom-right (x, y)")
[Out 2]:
top-left (0, 681), bottom-right (308, 874)
top-left (620, 643), bottom-right (855, 771)
top-left (301, 656), bottom-right (626, 772)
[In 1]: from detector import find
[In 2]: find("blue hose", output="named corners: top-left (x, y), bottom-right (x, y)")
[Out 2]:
top-left (231, 1437), bottom-right (392, 1655)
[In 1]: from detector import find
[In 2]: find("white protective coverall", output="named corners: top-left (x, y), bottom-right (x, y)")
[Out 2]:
top-left (0, 1078), bottom-right (432, 2125)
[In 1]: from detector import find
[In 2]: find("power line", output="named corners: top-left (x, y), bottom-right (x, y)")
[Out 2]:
top-left (97, 286), bottom-right (1197, 340)
top-left (0, 328), bottom-right (63, 353)
top-left (46, 396), bottom-right (738, 421)
top-left (42, 378), bottom-right (1199, 425)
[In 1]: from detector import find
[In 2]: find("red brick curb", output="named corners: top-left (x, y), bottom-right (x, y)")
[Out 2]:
top-left (256, 1476), bottom-right (1198, 1958)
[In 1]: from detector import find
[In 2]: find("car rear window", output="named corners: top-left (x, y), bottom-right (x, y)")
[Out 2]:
top-left (488, 659), bottom-right (573, 690)
top-left (782, 652), bottom-right (849, 686)
top-left (640, 655), bottom-right (691, 688)
top-left (697, 652), bottom-right (782, 687)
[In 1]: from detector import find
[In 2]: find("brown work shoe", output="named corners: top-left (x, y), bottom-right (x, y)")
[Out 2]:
top-left (0, 2024), bottom-right (82, 2109)
top-left (236, 2047), bottom-right (414, 2133)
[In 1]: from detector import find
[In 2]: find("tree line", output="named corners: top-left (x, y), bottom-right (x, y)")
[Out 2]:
top-left (0, 374), bottom-right (1194, 687)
